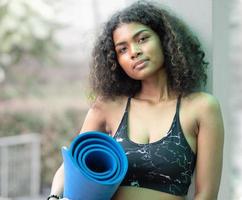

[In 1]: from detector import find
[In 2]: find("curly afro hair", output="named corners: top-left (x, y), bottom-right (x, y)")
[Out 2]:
top-left (89, 0), bottom-right (208, 99)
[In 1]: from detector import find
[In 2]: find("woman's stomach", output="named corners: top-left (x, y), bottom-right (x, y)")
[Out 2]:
top-left (112, 186), bottom-right (186, 200)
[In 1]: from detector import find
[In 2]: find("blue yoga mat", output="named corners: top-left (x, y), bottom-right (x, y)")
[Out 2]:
top-left (62, 131), bottom-right (128, 200)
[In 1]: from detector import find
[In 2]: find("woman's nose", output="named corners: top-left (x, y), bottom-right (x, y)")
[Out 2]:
top-left (130, 44), bottom-right (142, 59)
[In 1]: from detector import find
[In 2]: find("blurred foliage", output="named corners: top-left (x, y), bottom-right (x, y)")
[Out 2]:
top-left (0, 0), bottom-right (90, 192)
top-left (0, 0), bottom-right (61, 71)
top-left (0, 107), bottom-right (87, 188)
top-left (0, 111), bottom-right (45, 136)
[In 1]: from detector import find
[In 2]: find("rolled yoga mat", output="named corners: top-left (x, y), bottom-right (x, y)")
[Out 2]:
top-left (62, 131), bottom-right (128, 200)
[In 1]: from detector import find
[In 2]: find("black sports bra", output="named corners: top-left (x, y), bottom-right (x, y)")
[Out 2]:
top-left (113, 96), bottom-right (196, 196)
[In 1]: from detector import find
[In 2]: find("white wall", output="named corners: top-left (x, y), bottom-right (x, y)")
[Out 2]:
top-left (149, 1), bottom-right (211, 199)
top-left (55, 0), bottom-right (231, 198)
top-left (148, 0), bottom-right (231, 199)
top-left (114, 0), bottom-right (230, 199)
top-left (213, 0), bottom-right (232, 199)
top-left (155, 0), bottom-right (213, 93)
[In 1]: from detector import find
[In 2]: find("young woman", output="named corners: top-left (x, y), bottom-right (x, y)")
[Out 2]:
top-left (48, 1), bottom-right (224, 200)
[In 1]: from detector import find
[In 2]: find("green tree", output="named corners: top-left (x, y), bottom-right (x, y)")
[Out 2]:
top-left (0, 0), bottom-right (61, 82)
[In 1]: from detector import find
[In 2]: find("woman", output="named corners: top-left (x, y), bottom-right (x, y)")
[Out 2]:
top-left (48, 1), bottom-right (224, 200)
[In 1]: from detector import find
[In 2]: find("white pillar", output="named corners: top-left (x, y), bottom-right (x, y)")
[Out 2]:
top-left (213, 0), bottom-right (232, 199)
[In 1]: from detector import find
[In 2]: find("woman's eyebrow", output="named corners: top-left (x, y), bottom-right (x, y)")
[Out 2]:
top-left (114, 29), bottom-right (149, 47)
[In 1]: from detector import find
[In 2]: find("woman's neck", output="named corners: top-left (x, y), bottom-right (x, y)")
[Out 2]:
top-left (135, 69), bottom-right (177, 103)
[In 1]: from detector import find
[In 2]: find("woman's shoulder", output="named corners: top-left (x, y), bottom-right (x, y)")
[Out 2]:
top-left (89, 95), bottom-right (128, 113)
top-left (183, 92), bottom-right (222, 117)
top-left (184, 92), bottom-right (220, 106)
top-left (80, 96), bottom-right (128, 133)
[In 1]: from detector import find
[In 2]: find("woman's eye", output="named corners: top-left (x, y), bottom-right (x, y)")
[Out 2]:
top-left (118, 47), bottom-right (127, 54)
top-left (138, 36), bottom-right (149, 43)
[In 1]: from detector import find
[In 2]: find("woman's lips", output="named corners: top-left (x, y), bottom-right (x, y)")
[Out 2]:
top-left (133, 59), bottom-right (149, 70)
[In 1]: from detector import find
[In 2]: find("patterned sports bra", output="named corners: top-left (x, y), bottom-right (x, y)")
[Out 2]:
top-left (113, 96), bottom-right (196, 196)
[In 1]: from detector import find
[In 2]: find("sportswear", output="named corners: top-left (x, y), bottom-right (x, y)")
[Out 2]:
top-left (113, 96), bottom-right (196, 196)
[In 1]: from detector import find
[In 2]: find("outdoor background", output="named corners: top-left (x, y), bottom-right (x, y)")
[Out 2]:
top-left (0, 0), bottom-right (239, 199)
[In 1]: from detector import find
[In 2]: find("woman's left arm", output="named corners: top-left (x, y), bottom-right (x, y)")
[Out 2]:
top-left (194, 93), bottom-right (224, 200)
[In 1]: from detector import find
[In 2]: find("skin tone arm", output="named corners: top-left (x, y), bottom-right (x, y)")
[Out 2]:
top-left (49, 98), bottom-right (107, 199)
top-left (194, 93), bottom-right (224, 200)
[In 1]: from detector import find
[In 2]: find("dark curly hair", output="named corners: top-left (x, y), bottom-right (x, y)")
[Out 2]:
top-left (89, 0), bottom-right (208, 99)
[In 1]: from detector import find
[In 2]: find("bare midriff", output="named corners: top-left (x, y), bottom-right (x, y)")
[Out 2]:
top-left (112, 186), bottom-right (186, 200)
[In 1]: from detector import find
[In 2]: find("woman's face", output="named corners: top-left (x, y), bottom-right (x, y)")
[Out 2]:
top-left (113, 22), bottom-right (164, 80)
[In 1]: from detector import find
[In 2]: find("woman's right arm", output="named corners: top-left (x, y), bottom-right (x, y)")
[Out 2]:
top-left (48, 98), bottom-right (107, 199)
